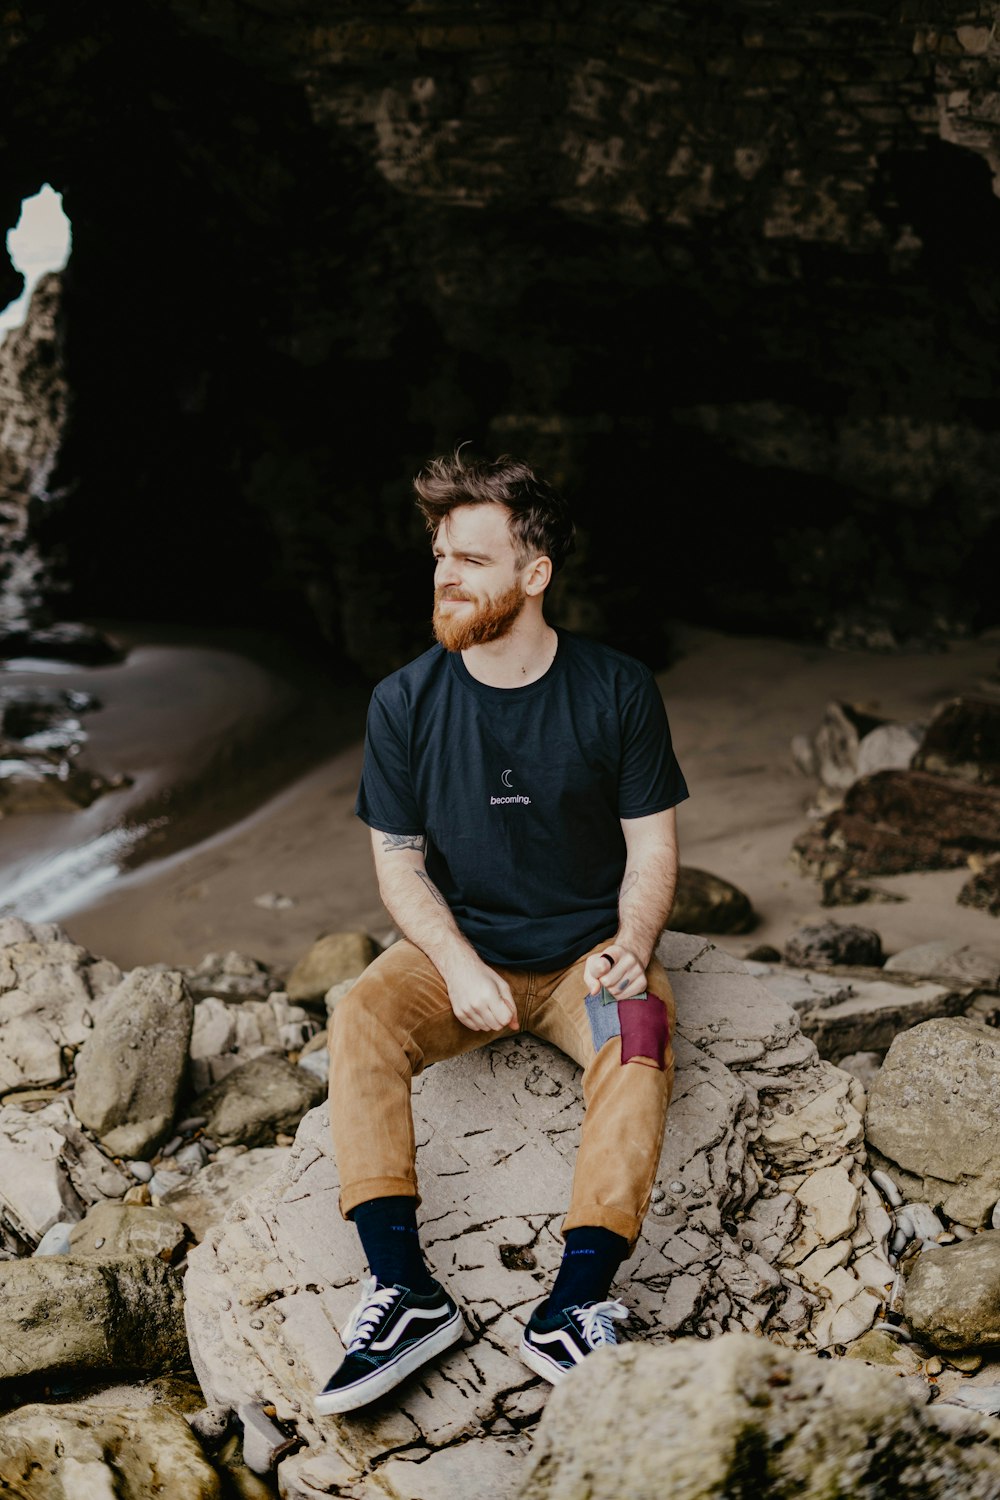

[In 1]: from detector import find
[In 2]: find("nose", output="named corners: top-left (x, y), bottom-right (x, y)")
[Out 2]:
top-left (435, 555), bottom-right (460, 588)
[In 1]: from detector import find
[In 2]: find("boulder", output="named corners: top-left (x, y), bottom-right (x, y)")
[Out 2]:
top-left (903, 1231), bottom-right (1000, 1353)
top-left (192, 1053), bottom-right (326, 1147)
top-left (0, 1256), bottom-right (190, 1381)
top-left (68, 1200), bottom-right (188, 1262)
top-left (182, 933), bottom-right (889, 1496)
top-left (667, 867), bottom-right (757, 935)
top-left (0, 1097), bottom-right (130, 1253)
top-left (0, 917), bottom-right (122, 1092)
top-left (865, 1017), bottom-right (1000, 1227)
top-left (516, 1331), bottom-right (1000, 1500)
top-left (783, 920), bottom-right (883, 968)
top-left (73, 967), bottom-right (194, 1158)
top-left (912, 697), bottom-right (1000, 787)
top-left (284, 931), bottom-right (382, 1004)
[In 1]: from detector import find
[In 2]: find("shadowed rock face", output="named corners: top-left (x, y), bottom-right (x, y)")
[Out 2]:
top-left (3, 4), bottom-right (1000, 677)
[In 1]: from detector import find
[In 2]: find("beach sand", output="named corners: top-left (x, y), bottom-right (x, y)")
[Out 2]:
top-left (48, 620), bottom-right (1000, 980)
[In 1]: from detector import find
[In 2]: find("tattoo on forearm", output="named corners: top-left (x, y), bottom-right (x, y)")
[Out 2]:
top-left (415, 871), bottom-right (448, 906)
top-left (381, 832), bottom-right (427, 853)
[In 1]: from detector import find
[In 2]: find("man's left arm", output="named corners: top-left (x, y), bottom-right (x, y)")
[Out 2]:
top-left (583, 807), bottom-right (679, 998)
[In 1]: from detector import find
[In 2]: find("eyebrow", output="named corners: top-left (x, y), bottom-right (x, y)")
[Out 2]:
top-left (432, 544), bottom-right (495, 563)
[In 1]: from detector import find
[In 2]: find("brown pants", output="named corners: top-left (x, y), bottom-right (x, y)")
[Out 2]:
top-left (327, 938), bottom-right (676, 1250)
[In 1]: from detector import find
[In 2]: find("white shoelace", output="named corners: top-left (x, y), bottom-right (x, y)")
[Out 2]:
top-left (341, 1276), bottom-right (400, 1352)
top-left (574, 1298), bottom-right (629, 1348)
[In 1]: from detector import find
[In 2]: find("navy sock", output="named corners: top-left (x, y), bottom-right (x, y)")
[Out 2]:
top-left (545, 1227), bottom-right (629, 1316)
top-left (350, 1196), bottom-right (436, 1294)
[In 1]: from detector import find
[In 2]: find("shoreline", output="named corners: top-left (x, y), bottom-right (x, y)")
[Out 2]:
top-left (45, 618), bottom-right (1000, 978)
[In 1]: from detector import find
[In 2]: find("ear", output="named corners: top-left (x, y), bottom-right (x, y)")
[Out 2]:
top-left (523, 554), bottom-right (552, 596)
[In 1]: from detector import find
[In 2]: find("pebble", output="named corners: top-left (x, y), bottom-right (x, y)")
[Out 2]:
top-left (870, 1169), bottom-right (903, 1208)
top-left (297, 1050), bottom-right (328, 1082)
top-left (253, 892), bottom-right (295, 910)
top-left (159, 1136), bottom-right (183, 1159)
top-left (173, 1141), bottom-right (208, 1173)
top-left (128, 1160), bottom-right (154, 1183)
top-left (150, 1169), bottom-right (187, 1199)
top-left (33, 1222), bottom-right (73, 1256)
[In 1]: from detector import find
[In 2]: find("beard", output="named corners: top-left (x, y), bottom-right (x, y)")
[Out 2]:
top-left (433, 579), bottom-right (527, 652)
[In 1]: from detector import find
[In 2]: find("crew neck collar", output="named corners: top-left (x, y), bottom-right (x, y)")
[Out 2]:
top-left (447, 628), bottom-right (564, 697)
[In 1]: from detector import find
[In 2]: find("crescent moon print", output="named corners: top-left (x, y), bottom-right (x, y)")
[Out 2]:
top-left (501, 769), bottom-right (513, 788)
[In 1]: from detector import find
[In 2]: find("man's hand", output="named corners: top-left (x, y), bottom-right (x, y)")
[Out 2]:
top-left (443, 957), bottom-right (519, 1032)
top-left (584, 945), bottom-right (649, 1000)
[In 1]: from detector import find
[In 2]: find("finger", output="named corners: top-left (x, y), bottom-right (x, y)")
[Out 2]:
top-left (586, 951), bottom-right (616, 995)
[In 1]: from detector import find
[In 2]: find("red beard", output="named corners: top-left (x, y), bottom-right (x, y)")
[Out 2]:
top-left (433, 580), bottom-right (527, 651)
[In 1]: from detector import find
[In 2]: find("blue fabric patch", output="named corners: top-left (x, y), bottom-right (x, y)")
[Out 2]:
top-left (584, 989), bottom-right (622, 1051)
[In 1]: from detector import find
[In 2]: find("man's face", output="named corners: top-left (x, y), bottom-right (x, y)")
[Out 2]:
top-left (432, 504), bottom-right (527, 652)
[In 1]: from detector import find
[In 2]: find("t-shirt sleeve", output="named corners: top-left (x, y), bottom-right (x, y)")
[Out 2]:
top-left (354, 686), bottom-right (424, 834)
top-left (617, 671), bottom-right (690, 818)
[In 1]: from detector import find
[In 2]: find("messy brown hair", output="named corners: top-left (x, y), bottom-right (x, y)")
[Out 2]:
top-left (413, 447), bottom-right (576, 574)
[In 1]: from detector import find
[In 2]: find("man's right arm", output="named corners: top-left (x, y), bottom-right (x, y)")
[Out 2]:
top-left (370, 829), bottom-right (518, 1032)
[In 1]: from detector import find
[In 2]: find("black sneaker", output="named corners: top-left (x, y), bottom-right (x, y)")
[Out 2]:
top-left (315, 1275), bottom-right (464, 1415)
top-left (518, 1297), bottom-right (628, 1384)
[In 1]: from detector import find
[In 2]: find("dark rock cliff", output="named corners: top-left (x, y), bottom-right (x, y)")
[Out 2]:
top-left (2, 2), bottom-right (999, 679)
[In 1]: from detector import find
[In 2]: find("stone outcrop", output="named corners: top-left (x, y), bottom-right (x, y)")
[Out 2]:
top-left (0, 271), bottom-right (67, 638)
top-left (517, 1332), bottom-right (1000, 1500)
top-left (182, 931), bottom-right (895, 1496)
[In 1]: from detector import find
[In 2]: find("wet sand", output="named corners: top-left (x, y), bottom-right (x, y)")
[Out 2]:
top-left (18, 620), bottom-right (1000, 977)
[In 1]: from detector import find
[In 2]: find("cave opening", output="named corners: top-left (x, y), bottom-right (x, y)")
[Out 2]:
top-left (0, 183), bottom-right (71, 342)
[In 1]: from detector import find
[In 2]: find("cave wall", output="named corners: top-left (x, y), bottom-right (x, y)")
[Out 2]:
top-left (2, 2), bottom-right (999, 679)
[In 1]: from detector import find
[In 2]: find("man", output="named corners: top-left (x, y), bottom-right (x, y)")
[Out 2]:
top-left (316, 450), bottom-right (688, 1416)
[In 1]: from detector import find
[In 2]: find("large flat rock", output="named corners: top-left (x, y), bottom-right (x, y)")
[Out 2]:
top-left (184, 933), bottom-right (887, 1498)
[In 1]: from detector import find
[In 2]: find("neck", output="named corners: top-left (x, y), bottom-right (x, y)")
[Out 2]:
top-left (461, 614), bottom-right (558, 688)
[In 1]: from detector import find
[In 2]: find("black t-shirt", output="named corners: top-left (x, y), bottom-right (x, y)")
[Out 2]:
top-left (355, 628), bottom-right (689, 971)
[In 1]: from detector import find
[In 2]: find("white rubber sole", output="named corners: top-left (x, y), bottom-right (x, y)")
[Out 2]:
top-left (314, 1308), bottom-right (464, 1415)
top-left (518, 1335), bottom-right (574, 1385)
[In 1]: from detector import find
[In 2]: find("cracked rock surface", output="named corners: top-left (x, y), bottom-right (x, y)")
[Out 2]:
top-left (184, 932), bottom-right (890, 1497)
